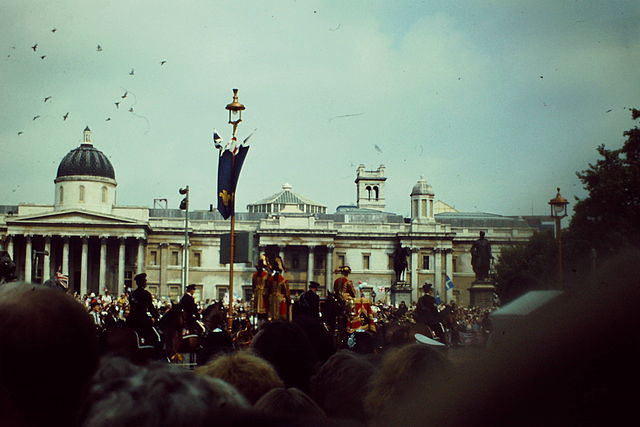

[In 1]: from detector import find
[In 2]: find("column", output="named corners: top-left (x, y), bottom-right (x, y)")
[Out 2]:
top-left (80, 236), bottom-right (88, 297)
top-left (62, 236), bottom-right (70, 276)
top-left (445, 249), bottom-right (453, 304)
top-left (6, 235), bottom-right (13, 260)
top-left (137, 238), bottom-right (145, 274)
top-left (117, 238), bottom-right (125, 296)
top-left (43, 236), bottom-right (51, 281)
top-left (325, 244), bottom-right (334, 290)
top-left (434, 248), bottom-right (442, 302)
top-left (24, 235), bottom-right (32, 283)
top-left (99, 237), bottom-right (107, 292)
top-left (307, 245), bottom-right (315, 288)
top-left (410, 247), bottom-right (419, 303)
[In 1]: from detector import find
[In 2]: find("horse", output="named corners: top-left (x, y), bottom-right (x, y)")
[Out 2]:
top-left (101, 322), bottom-right (164, 364)
top-left (157, 304), bottom-right (201, 364)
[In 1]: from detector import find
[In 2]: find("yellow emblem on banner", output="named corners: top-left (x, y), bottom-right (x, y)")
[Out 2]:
top-left (219, 189), bottom-right (234, 206)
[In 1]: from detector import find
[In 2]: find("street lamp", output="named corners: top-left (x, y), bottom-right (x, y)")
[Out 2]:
top-left (179, 186), bottom-right (190, 292)
top-left (226, 88), bottom-right (245, 138)
top-left (549, 187), bottom-right (569, 288)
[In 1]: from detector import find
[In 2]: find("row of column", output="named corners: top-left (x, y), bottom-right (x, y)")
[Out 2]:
top-left (4, 234), bottom-right (145, 297)
top-left (409, 246), bottom-right (453, 302)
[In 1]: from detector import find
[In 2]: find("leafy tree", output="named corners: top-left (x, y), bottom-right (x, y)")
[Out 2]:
top-left (494, 108), bottom-right (639, 301)
top-left (568, 108), bottom-right (640, 263)
top-left (494, 231), bottom-right (557, 304)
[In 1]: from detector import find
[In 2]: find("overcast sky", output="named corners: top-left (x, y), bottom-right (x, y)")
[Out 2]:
top-left (1, 1), bottom-right (638, 219)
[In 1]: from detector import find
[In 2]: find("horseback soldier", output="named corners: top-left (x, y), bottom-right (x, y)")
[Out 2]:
top-left (415, 283), bottom-right (446, 343)
top-left (126, 273), bottom-right (160, 348)
top-left (180, 284), bottom-right (203, 334)
top-left (333, 266), bottom-right (356, 301)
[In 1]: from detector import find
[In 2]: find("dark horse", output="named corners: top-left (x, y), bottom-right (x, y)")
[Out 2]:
top-left (101, 322), bottom-right (164, 364)
top-left (157, 304), bottom-right (201, 363)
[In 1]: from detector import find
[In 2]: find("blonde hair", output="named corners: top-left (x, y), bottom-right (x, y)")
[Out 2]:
top-left (195, 350), bottom-right (284, 404)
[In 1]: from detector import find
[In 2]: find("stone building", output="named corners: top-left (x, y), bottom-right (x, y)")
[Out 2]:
top-left (1, 128), bottom-right (535, 306)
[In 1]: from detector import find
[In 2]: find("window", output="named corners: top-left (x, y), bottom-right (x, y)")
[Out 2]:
top-left (101, 186), bottom-right (108, 203)
top-left (171, 251), bottom-right (179, 266)
top-left (79, 185), bottom-right (85, 202)
top-left (363, 254), bottom-right (370, 270)
top-left (291, 255), bottom-right (299, 270)
top-left (452, 257), bottom-right (458, 273)
top-left (388, 255), bottom-right (394, 269)
top-left (149, 251), bottom-right (158, 266)
top-left (124, 271), bottom-right (132, 291)
top-left (337, 254), bottom-right (345, 268)
top-left (59, 186), bottom-right (64, 203)
top-left (421, 199), bottom-right (427, 216)
top-left (193, 252), bottom-right (202, 267)
top-left (314, 253), bottom-right (324, 269)
top-left (423, 255), bottom-right (430, 270)
top-left (168, 285), bottom-right (181, 302)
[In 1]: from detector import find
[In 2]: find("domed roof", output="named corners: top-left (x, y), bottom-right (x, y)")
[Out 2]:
top-left (411, 177), bottom-right (434, 196)
top-left (56, 128), bottom-right (115, 180)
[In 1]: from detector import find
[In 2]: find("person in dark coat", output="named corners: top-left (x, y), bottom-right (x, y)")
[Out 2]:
top-left (415, 283), bottom-right (445, 343)
top-left (297, 281), bottom-right (320, 320)
top-left (180, 284), bottom-right (203, 334)
top-left (126, 273), bottom-right (160, 347)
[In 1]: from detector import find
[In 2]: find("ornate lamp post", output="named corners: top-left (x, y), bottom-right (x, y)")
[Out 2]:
top-left (221, 89), bottom-right (246, 332)
top-left (549, 188), bottom-right (569, 288)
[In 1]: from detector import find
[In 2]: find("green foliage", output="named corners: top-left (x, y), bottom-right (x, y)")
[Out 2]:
top-left (570, 109), bottom-right (640, 258)
top-left (494, 231), bottom-right (558, 304)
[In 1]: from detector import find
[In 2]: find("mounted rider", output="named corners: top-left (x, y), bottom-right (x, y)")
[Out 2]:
top-left (179, 284), bottom-right (203, 334)
top-left (415, 283), bottom-right (446, 343)
top-left (252, 254), bottom-right (271, 324)
top-left (126, 273), bottom-right (160, 348)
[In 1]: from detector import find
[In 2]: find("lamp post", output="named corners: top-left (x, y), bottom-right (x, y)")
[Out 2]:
top-left (224, 89), bottom-right (245, 333)
top-left (179, 186), bottom-right (190, 293)
top-left (549, 187), bottom-right (569, 288)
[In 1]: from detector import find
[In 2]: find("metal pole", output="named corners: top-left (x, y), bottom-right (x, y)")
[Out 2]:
top-left (228, 213), bottom-right (235, 333)
top-left (555, 216), bottom-right (563, 288)
top-left (183, 186), bottom-right (189, 293)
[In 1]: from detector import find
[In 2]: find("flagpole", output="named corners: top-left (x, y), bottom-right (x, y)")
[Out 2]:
top-left (228, 212), bottom-right (235, 333)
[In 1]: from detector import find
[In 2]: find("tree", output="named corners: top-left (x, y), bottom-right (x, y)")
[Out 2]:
top-left (494, 231), bottom-right (557, 304)
top-left (568, 108), bottom-right (640, 262)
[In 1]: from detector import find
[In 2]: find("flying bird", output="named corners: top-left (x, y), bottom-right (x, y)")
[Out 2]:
top-left (44, 96), bottom-right (52, 102)
top-left (114, 102), bottom-right (120, 108)
top-left (17, 131), bottom-right (23, 135)
top-left (32, 115), bottom-right (40, 120)
top-left (129, 68), bottom-right (134, 75)
top-left (128, 107), bottom-right (134, 112)
top-left (63, 112), bottom-right (69, 120)
top-left (96, 44), bottom-right (103, 52)
top-left (51, 28), bottom-right (57, 33)
top-left (105, 117), bottom-right (111, 121)
top-left (121, 91), bottom-right (128, 99)
top-left (605, 109), bottom-right (613, 113)
top-left (160, 60), bottom-right (166, 65)
top-left (374, 144), bottom-right (382, 153)
top-left (40, 55), bottom-right (46, 59)
top-left (31, 43), bottom-right (37, 51)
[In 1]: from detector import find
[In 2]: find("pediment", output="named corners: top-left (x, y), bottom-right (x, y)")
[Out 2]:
top-left (8, 209), bottom-right (141, 225)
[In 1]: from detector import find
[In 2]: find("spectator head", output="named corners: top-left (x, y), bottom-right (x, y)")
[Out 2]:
top-left (364, 343), bottom-right (453, 426)
top-left (254, 387), bottom-right (326, 421)
top-left (0, 282), bottom-right (99, 427)
top-left (195, 350), bottom-right (284, 404)
top-left (310, 350), bottom-right (376, 422)
top-left (83, 357), bottom-right (249, 427)
top-left (250, 320), bottom-right (317, 392)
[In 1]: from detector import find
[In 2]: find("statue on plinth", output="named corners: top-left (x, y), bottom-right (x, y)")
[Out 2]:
top-left (470, 231), bottom-right (493, 282)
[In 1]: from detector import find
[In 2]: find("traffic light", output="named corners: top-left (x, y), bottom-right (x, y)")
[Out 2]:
top-left (179, 186), bottom-right (189, 210)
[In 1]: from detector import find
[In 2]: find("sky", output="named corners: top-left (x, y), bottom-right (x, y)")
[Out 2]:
top-left (1, 0), bottom-right (639, 219)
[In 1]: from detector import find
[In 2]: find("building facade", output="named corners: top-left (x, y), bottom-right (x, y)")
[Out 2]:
top-left (1, 130), bottom-right (536, 306)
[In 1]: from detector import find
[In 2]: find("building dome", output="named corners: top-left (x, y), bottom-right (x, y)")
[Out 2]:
top-left (56, 127), bottom-right (115, 180)
top-left (411, 177), bottom-right (434, 196)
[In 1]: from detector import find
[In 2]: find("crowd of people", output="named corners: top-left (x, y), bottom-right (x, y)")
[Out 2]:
top-left (1, 248), bottom-right (638, 426)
